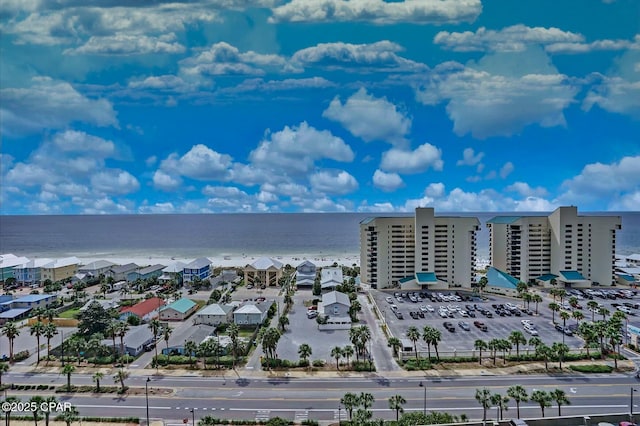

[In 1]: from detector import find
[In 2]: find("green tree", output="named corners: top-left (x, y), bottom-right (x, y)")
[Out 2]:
top-left (573, 310), bottom-right (584, 328)
top-left (407, 326), bottom-right (421, 359)
top-left (348, 299), bottom-right (362, 322)
top-left (388, 394), bottom-right (406, 421)
top-left (77, 301), bottom-right (112, 336)
top-left (113, 368), bottom-right (129, 393)
top-left (579, 322), bottom-right (597, 357)
top-left (227, 322), bottom-right (240, 366)
top-left (0, 362), bottom-right (9, 386)
top-left (388, 337), bottom-right (402, 358)
top-left (532, 293), bottom-right (543, 315)
top-left (93, 371), bottom-right (104, 392)
top-left (475, 388), bottom-right (492, 423)
top-left (30, 321), bottom-right (46, 364)
top-left (560, 310), bottom-right (571, 337)
top-left (2, 395), bottom-right (20, 426)
top-left (148, 319), bottom-right (161, 368)
top-left (340, 392), bottom-right (359, 421)
top-left (550, 388), bottom-right (570, 416)
top-left (598, 306), bottom-right (610, 321)
top-left (536, 343), bottom-right (553, 371)
top-left (587, 300), bottom-right (599, 322)
top-left (478, 276), bottom-right (488, 293)
top-left (342, 345), bottom-right (354, 367)
top-left (1, 322), bottom-right (20, 361)
top-left (330, 346), bottom-right (342, 370)
top-left (42, 396), bottom-right (57, 426)
top-left (62, 364), bottom-right (75, 391)
top-left (423, 326), bottom-right (442, 361)
top-left (116, 321), bottom-right (130, 357)
top-left (29, 395), bottom-right (44, 426)
top-left (58, 405), bottom-right (79, 426)
top-left (507, 385), bottom-right (528, 419)
top-left (298, 343), bottom-right (313, 365)
top-left (490, 392), bottom-right (509, 421)
top-left (552, 342), bottom-right (570, 370)
top-left (509, 331), bottom-right (527, 357)
top-left (358, 392), bottom-right (375, 410)
top-left (184, 340), bottom-right (197, 365)
top-left (261, 327), bottom-right (281, 360)
top-left (549, 302), bottom-right (560, 323)
top-left (474, 339), bottom-right (487, 365)
top-left (42, 323), bottom-right (58, 360)
top-left (531, 389), bottom-right (552, 417)
top-left (163, 326), bottom-right (173, 356)
top-left (278, 315), bottom-right (289, 332)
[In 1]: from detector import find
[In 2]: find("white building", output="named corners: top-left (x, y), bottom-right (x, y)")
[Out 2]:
top-left (295, 260), bottom-right (317, 287)
top-left (320, 267), bottom-right (343, 290)
top-left (359, 207), bottom-right (480, 290)
top-left (194, 303), bottom-right (234, 326)
top-left (487, 206), bottom-right (622, 287)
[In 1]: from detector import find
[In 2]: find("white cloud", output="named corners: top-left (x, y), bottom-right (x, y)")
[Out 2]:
top-left (357, 202), bottom-right (395, 212)
top-left (323, 88), bottom-right (411, 145)
top-left (456, 147), bottom-right (484, 166)
top-left (159, 144), bottom-right (233, 180)
top-left (298, 196), bottom-right (350, 212)
top-left (380, 143), bottom-right (444, 174)
top-left (425, 182), bottom-right (445, 198)
top-left (505, 182), bottom-right (548, 198)
top-left (202, 185), bottom-right (250, 199)
top-left (269, 0), bottom-right (482, 24)
top-left (249, 121), bottom-right (354, 174)
top-left (153, 170), bottom-right (182, 191)
top-left (228, 77), bottom-right (336, 93)
top-left (257, 190), bottom-right (278, 203)
top-left (514, 197), bottom-right (557, 212)
top-left (260, 182), bottom-right (309, 197)
top-left (500, 161), bottom-right (514, 179)
top-left (434, 25), bottom-right (583, 52)
top-left (139, 202), bottom-right (176, 214)
top-left (81, 197), bottom-right (132, 214)
top-left (91, 170), bottom-right (140, 194)
top-left (1, 77), bottom-right (118, 136)
top-left (546, 34), bottom-right (640, 54)
top-left (291, 41), bottom-right (427, 72)
top-left (180, 42), bottom-right (294, 77)
top-left (64, 33), bottom-right (185, 55)
top-left (128, 75), bottom-right (195, 92)
top-left (309, 170), bottom-right (358, 195)
top-left (609, 191), bottom-right (640, 211)
top-left (416, 47), bottom-right (579, 138)
top-left (51, 130), bottom-right (116, 155)
top-left (372, 169), bottom-right (404, 192)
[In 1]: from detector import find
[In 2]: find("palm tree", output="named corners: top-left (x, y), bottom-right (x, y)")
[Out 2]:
top-left (106, 321), bottom-right (119, 357)
top-left (387, 337), bottom-right (402, 358)
top-left (549, 302), bottom-right (560, 323)
top-left (116, 321), bottom-right (130, 357)
top-left (536, 343), bottom-right (552, 371)
top-left (568, 296), bottom-right (578, 308)
top-left (42, 323), bottom-right (57, 361)
top-left (3, 395), bottom-right (20, 426)
top-left (406, 326), bottom-right (420, 359)
top-left (474, 339), bottom-right (487, 365)
top-left (298, 343), bottom-right (313, 365)
top-left (227, 323), bottom-right (240, 367)
top-left (261, 327), bottom-right (281, 360)
top-left (550, 388), bottom-right (570, 416)
top-left (62, 364), bottom-right (75, 390)
top-left (507, 385), bottom-right (528, 419)
top-left (532, 293), bottom-right (543, 315)
top-left (342, 345), bottom-right (354, 367)
top-left (573, 310), bottom-right (584, 328)
top-left (330, 346), bottom-right (342, 370)
top-left (113, 368), bottom-right (129, 393)
top-left (593, 320), bottom-right (607, 359)
top-left (1, 322), bottom-right (20, 361)
top-left (148, 319), bottom-right (161, 367)
top-left (42, 396), bottom-right (57, 426)
top-left (163, 326), bottom-right (173, 356)
top-left (424, 326), bottom-right (442, 361)
top-left (552, 342), bottom-right (570, 370)
top-left (184, 340), bottom-right (197, 365)
top-left (490, 393), bottom-right (509, 421)
top-left (197, 340), bottom-right (213, 369)
top-left (93, 372), bottom-right (104, 392)
top-left (388, 394), bottom-right (406, 421)
top-left (278, 315), bottom-right (289, 332)
top-left (475, 388), bottom-right (492, 423)
top-left (605, 322), bottom-right (623, 369)
top-left (488, 339), bottom-right (499, 366)
top-left (531, 390), bottom-right (552, 417)
top-left (509, 331), bottom-right (527, 357)
top-left (557, 289), bottom-right (567, 304)
top-left (587, 300), bottom-right (599, 322)
top-left (598, 307), bottom-right (610, 321)
top-left (348, 299), bottom-right (361, 321)
top-left (0, 362), bottom-right (9, 386)
top-left (358, 392), bottom-right (375, 410)
top-left (478, 276), bottom-right (488, 293)
top-left (29, 395), bottom-right (44, 426)
top-left (498, 339), bottom-right (512, 365)
top-left (579, 322), bottom-right (597, 357)
top-left (59, 405), bottom-right (79, 426)
top-left (30, 321), bottom-right (46, 364)
top-left (340, 392), bottom-right (359, 421)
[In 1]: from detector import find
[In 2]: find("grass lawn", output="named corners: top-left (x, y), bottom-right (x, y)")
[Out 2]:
top-left (58, 308), bottom-right (80, 319)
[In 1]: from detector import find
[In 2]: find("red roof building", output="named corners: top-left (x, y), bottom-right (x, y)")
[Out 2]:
top-left (119, 297), bottom-right (165, 321)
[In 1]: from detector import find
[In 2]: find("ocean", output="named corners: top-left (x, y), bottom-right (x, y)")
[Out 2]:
top-left (1, 212), bottom-right (639, 260)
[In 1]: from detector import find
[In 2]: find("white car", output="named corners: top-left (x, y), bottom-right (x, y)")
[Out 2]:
top-left (420, 305), bottom-right (428, 312)
top-left (307, 310), bottom-right (318, 319)
top-left (521, 319), bottom-right (531, 325)
top-left (525, 327), bottom-right (539, 336)
top-left (425, 305), bottom-right (435, 312)
top-left (386, 296), bottom-right (394, 303)
top-left (459, 310), bottom-right (469, 317)
top-left (438, 310), bottom-right (448, 318)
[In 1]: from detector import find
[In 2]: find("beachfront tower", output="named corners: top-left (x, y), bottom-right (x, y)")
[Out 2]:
top-left (359, 208), bottom-right (480, 290)
top-left (487, 206), bottom-right (621, 287)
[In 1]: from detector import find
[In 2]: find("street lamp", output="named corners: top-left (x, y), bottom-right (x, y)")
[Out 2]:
top-left (60, 329), bottom-right (65, 366)
top-left (145, 377), bottom-right (151, 426)
top-left (419, 381), bottom-right (426, 415)
top-left (631, 387), bottom-right (637, 422)
top-left (338, 404), bottom-right (342, 425)
top-left (190, 409), bottom-right (195, 426)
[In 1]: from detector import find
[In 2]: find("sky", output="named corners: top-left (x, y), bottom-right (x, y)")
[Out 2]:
top-left (1, 0), bottom-right (639, 215)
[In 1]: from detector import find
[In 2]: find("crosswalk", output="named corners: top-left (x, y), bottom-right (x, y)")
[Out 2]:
top-left (255, 410), bottom-right (270, 421)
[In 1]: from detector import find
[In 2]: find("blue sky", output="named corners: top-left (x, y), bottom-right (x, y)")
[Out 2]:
top-left (1, 0), bottom-right (639, 215)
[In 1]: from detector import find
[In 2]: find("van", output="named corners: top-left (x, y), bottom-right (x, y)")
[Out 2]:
top-left (30, 283), bottom-right (39, 289)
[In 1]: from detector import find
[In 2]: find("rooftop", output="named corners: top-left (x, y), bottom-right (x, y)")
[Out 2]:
top-left (249, 257), bottom-right (283, 270)
top-left (559, 270), bottom-right (587, 281)
top-left (322, 290), bottom-right (350, 306)
top-left (120, 297), bottom-right (164, 317)
top-left (416, 272), bottom-right (438, 283)
top-left (486, 267), bottom-right (519, 289)
top-left (162, 298), bottom-right (197, 314)
top-left (185, 257), bottom-right (211, 269)
top-left (486, 216), bottom-right (522, 224)
top-left (14, 294), bottom-right (56, 303)
top-left (197, 304), bottom-right (233, 316)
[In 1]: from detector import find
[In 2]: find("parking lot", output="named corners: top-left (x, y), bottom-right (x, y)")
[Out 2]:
top-left (368, 287), bottom-right (639, 356)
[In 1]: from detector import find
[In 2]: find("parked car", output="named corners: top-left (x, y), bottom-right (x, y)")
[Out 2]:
top-left (473, 321), bottom-right (488, 331)
top-left (458, 321), bottom-right (470, 331)
top-left (443, 322), bottom-right (456, 332)
top-left (307, 310), bottom-right (318, 319)
top-left (385, 296), bottom-right (394, 303)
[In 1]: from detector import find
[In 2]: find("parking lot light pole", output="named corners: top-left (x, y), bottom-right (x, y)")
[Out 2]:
top-left (419, 381), bottom-right (426, 415)
top-left (338, 404), bottom-right (342, 425)
top-left (146, 377), bottom-right (150, 426)
top-left (631, 387), bottom-right (637, 422)
top-left (190, 409), bottom-right (195, 426)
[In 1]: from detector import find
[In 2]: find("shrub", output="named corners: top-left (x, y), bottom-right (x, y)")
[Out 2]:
top-left (311, 359), bottom-right (325, 367)
top-left (13, 350), bottom-right (30, 362)
top-left (569, 364), bottom-right (613, 373)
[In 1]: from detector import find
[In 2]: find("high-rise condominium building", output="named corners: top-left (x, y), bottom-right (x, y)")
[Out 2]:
top-left (487, 206), bottom-right (621, 286)
top-left (360, 207), bottom-right (480, 289)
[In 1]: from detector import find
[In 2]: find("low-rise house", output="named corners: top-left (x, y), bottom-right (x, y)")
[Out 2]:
top-left (162, 324), bottom-right (216, 355)
top-left (14, 258), bottom-right (52, 285)
top-left (159, 261), bottom-right (185, 284)
top-left (0, 309), bottom-right (31, 325)
top-left (107, 263), bottom-right (140, 282)
top-left (78, 260), bottom-right (116, 277)
top-left (233, 301), bottom-right (273, 326)
top-left (244, 257), bottom-right (283, 287)
top-left (80, 299), bottom-right (118, 312)
top-left (11, 294), bottom-right (57, 310)
top-left (119, 297), bottom-right (164, 322)
top-left (321, 291), bottom-right (350, 318)
top-left (211, 270), bottom-right (239, 287)
top-left (193, 303), bottom-right (235, 326)
top-left (0, 254), bottom-right (30, 282)
top-left (102, 325), bottom-right (155, 357)
top-left (295, 260), bottom-right (316, 287)
top-left (183, 258), bottom-right (211, 283)
top-left (320, 267), bottom-right (343, 290)
top-left (70, 273), bottom-right (92, 285)
top-left (126, 264), bottom-right (166, 282)
top-left (41, 257), bottom-right (80, 283)
top-left (159, 298), bottom-right (198, 321)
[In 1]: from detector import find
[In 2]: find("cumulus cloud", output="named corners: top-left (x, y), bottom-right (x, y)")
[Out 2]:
top-left (499, 162), bottom-right (514, 179)
top-left (269, 0), bottom-right (482, 24)
top-left (434, 24), bottom-right (583, 52)
top-left (91, 170), bottom-right (140, 194)
top-left (323, 88), bottom-right (411, 145)
top-left (505, 182), bottom-right (549, 198)
top-left (416, 47), bottom-right (579, 138)
top-left (153, 170), bottom-right (182, 191)
top-left (309, 170), bottom-right (358, 195)
top-left (249, 121), bottom-right (354, 174)
top-left (1, 77), bottom-right (118, 136)
top-left (158, 144), bottom-right (233, 180)
top-left (291, 41), bottom-right (427, 72)
top-left (138, 202), bottom-right (176, 214)
top-left (456, 147), bottom-right (484, 166)
top-left (180, 42), bottom-right (294, 77)
top-left (380, 143), bottom-right (444, 174)
top-left (228, 77), bottom-right (336, 93)
top-left (64, 33), bottom-right (185, 55)
top-left (546, 34), bottom-right (640, 54)
top-left (372, 169), bottom-right (404, 192)
top-left (514, 197), bottom-right (557, 212)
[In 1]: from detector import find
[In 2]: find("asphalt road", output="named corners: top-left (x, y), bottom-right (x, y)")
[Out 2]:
top-left (5, 372), bottom-right (640, 423)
